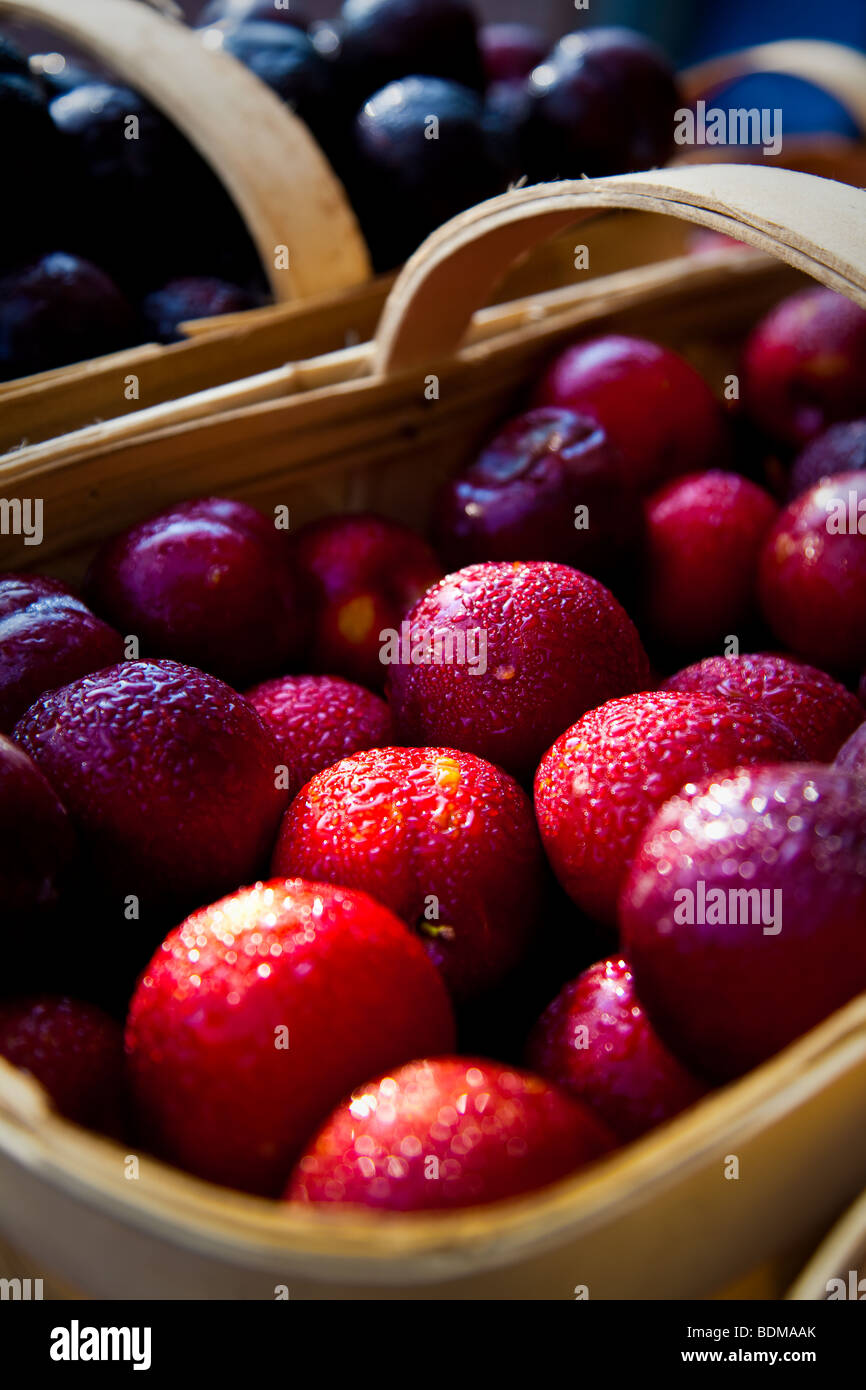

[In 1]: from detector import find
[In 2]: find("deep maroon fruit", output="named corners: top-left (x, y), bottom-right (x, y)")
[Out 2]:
top-left (50, 83), bottom-right (260, 291)
top-left (85, 497), bottom-right (310, 685)
top-left (0, 573), bottom-right (124, 731)
top-left (244, 672), bottom-right (393, 795)
top-left (0, 733), bottom-right (74, 916)
top-left (479, 22), bottom-right (546, 86)
top-left (741, 288), bottom-right (866, 448)
top-left (351, 76), bottom-right (508, 271)
top-left (534, 335), bottom-right (728, 494)
top-left (0, 253), bottom-right (136, 381)
top-left (527, 957), bottom-right (708, 1141)
top-left (621, 764), bottom-right (866, 1080)
top-left (664, 652), bottom-right (863, 762)
top-left (643, 471), bottom-right (778, 652)
top-left (758, 472), bottom-right (866, 673)
top-left (15, 659), bottom-right (287, 907)
top-left (0, 996), bottom-right (125, 1135)
top-left (126, 879), bottom-right (455, 1194)
top-left (288, 1056), bottom-right (614, 1209)
top-left (141, 277), bottom-right (260, 343)
top-left (388, 560), bottom-right (651, 782)
top-left (337, 0), bottom-right (485, 104)
top-left (292, 512), bottom-right (441, 689)
top-left (836, 721), bottom-right (866, 778)
top-left (522, 27), bottom-right (680, 180)
top-left (272, 746), bottom-right (545, 1000)
top-left (432, 407), bottom-right (642, 587)
top-left (535, 691), bottom-right (802, 924)
top-left (788, 418), bottom-right (866, 499)
top-left (197, 0), bottom-right (309, 28)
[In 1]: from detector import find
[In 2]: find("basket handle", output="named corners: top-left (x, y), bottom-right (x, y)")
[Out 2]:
top-left (373, 164), bottom-right (866, 373)
top-left (680, 38), bottom-right (866, 133)
top-left (0, 0), bottom-right (371, 301)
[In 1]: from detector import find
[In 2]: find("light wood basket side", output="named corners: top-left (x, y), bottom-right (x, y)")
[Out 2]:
top-left (0, 0), bottom-right (371, 300)
top-left (373, 165), bottom-right (866, 373)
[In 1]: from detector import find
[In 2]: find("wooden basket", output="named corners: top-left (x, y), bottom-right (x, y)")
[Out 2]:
top-left (1, 164), bottom-right (866, 1299)
top-left (1, 11), bottom-right (865, 451)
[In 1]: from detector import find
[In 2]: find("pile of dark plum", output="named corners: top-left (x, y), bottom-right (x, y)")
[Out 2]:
top-left (0, 1), bottom-right (681, 380)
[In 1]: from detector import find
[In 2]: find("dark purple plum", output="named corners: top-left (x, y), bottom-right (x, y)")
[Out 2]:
top-left (0, 733), bottom-right (75, 918)
top-left (0, 253), bottom-right (137, 382)
top-left (788, 418), bottom-right (866, 499)
top-left (352, 75), bottom-right (508, 270)
top-left (0, 574), bottom-right (125, 731)
top-left (50, 83), bottom-right (261, 291)
top-left (196, 0), bottom-right (309, 27)
top-left (85, 497), bottom-right (311, 685)
top-left (0, 74), bottom-right (73, 270)
top-left (432, 407), bottom-right (642, 590)
top-left (0, 34), bottom-right (30, 78)
top-left (479, 23), bottom-right (547, 86)
top-left (335, 0), bottom-right (485, 105)
top-left (621, 764), bottom-right (866, 1081)
top-left (521, 27), bottom-right (680, 180)
top-left (141, 277), bottom-right (260, 343)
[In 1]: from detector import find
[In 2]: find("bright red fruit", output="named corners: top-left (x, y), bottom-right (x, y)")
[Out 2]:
top-left (272, 746), bottom-right (544, 999)
top-left (527, 957), bottom-right (708, 1141)
top-left (534, 690), bottom-right (802, 924)
top-left (387, 561), bottom-right (650, 782)
top-left (758, 472), bottom-right (866, 674)
top-left (431, 407), bottom-right (642, 588)
top-left (0, 573), bottom-right (124, 731)
top-left (0, 732), bottom-right (74, 916)
top-left (0, 996), bottom-right (125, 1134)
top-left (85, 497), bottom-right (310, 685)
top-left (741, 287), bottom-right (866, 447)
top-left (287, 1056), bottom-right (614, 1210)
top-left (126, 879), bottom-right (455, 1194)
top-left (14, 659), bottom-right (286, 907)
top-left (621, 765), bottom-right (866, 1080)
top-left (244, 673), bottom-right (393, 797)
top-left (533, 334), bottom-right (727, 493)
top-left (292, 513), bottom-right (441, 688)
top-left (663, 652), bottom-right (863, 761)
top-left (643, 471), bottom-right (778, 652)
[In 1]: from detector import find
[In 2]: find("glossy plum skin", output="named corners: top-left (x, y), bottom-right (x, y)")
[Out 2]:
top-left (0, 574), bottom-right (125, 732)
top-left (0, 733), bottom-right (75, 916)
top-left (244, 673), bottom-right (393, 796)
top-left (621, 765), bottom-right (866, 1080)
top-left (388, 561), bottom-right (651, 783)
top-left (216, 21), bottom-right (341, 157)
top-left (836, 722), bottom-right (866, 778)
top-left (534, 335), bottom-right (728, 494)
top-left (788, 419), bottom-right (866, 499)
top-left (643, 471), bottom-right (778, 654)
top-left (741, 288), bottom-right (866, 448)
top-left (758, 472), bottom-right (866, 674)
top-left (0, 996), bottom-right (126, 1135)
top-left (521, 28), bottom-right (680, 180)
top-left (664, 653), bottom-right (864, 762)
top-left (292, 513), bottom-right (441, 689)
top-left (432, 408), bottom-right (642, 588)
top-left (0, 253), bottom-right (136, 381)
top-left (287, 1056), bottom-right (614, 1210)
top-left (141, 277), bottom-right (259, 343)
top-left (534, 690), bottom-right (803, 925)
top-left (272, 746), bottom-right (545, 1000)
top-left (85, 498), bottom-right (310, 686)
top-left (126, 879), bottom-right (455, 1194)
top-left (351, 76), bottom-right (507, 271)
top-left (479, 23), bottom-right (547, 85)
top-left (14, 659), bottom-right (287, 908)
top-left (336, 0), bottom-right (485, 104)
top-left (527, 957), bottom-right (708, 1142)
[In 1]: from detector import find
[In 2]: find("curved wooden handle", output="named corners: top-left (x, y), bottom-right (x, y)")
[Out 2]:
top-left (373, 164), bottom-right (866, 374)
top-left (0, 0), bottom-right (371, 300)
top-left (681, 38), bottom-right (866, 133)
